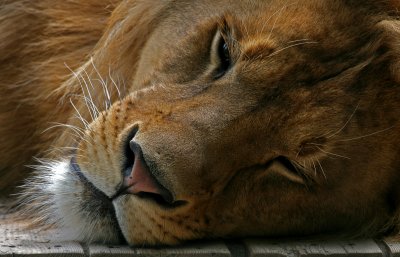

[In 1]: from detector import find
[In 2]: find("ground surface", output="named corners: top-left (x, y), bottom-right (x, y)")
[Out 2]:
top-left (1, 199), bottom-right (400, 257)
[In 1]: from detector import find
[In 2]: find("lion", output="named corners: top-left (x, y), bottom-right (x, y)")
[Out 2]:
top-left (0, 0), bottom-right (400, 246)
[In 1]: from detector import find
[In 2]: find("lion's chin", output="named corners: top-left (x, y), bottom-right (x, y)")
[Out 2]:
top-left (19, 160), bottom-right (123, 244)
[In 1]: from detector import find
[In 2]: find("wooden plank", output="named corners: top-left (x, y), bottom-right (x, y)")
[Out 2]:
top-left (0, 199), bottom-right (14, 257)
top-left (0, 247), bottom-right (12, 257)
top-left (244, 239), bottom-right (384, 257)
top-left (87, 244), bottom-right (134, 257)
top-left (7, 242), bottom-right (84, 257)
top-left (88, 241), bottom-right (231, 257)
top-left (0, 199), bottom-right (85, 257)
top-left (382, 239), bottom-right (400, 257)
top-left (0, 241), bottom-right (12, 257)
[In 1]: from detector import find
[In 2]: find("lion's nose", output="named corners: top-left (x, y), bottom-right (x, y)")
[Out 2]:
top-left (119, 140), bottom-right (173, 204)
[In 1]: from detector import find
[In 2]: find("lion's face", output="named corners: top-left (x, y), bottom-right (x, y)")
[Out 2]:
top-left (25, 0), bottom-right (400, 245)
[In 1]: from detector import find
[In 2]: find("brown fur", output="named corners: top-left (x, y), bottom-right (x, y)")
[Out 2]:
top-left (1, 0), bottom-right (400, 245)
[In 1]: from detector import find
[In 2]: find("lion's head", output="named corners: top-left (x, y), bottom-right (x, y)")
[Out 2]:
top-left (20, 0), bottom-right (400, 246)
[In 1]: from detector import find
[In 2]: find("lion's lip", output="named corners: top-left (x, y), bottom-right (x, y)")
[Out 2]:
top-left (69, 157), bottom-right (127, 244)
top-left (69, 156), bottom-right (81, 172)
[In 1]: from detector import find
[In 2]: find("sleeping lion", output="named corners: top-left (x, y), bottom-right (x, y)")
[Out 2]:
top-left (0, 0), bottom-right (400, 246)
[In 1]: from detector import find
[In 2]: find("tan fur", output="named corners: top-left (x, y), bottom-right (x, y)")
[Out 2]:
top-left (1, 0), bottom-right (400, 246)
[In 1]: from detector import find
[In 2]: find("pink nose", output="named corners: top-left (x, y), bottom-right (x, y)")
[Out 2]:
top-left (120, 141), bottom-right (173, 204)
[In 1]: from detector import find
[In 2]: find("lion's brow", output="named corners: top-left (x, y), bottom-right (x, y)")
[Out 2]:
top-left (241, 40), bottom-right (275, 61)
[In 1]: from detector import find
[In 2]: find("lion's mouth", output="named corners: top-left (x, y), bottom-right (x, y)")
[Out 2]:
top-left (69, 157), bottom-right (127, 244)
top-left (133, 191), bottom-right (187, 208)
top-left (71, 148), bottom-right (186, 212)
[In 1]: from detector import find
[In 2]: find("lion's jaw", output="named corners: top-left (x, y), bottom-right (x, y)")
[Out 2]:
top-left (23, 0), bottom-right (400, 246)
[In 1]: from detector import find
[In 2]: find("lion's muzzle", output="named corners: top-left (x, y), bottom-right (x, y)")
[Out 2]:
top-left (119, 138), bottom-right (174, 205)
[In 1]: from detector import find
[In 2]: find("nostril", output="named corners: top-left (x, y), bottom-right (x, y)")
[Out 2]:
top-left (122, 124), bottom-right (139, 175)
top-left (128, 141), bottom-right (142, 164)
top-left (119, 139), bottom-right (174, 205)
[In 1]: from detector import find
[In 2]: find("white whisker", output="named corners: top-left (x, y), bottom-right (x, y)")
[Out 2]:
top-left (316, 159), bottom-right (327, 179)
top-left (81, 69), bottom-right (101, 118)
top-left (326, 103), bottom-right (359, 139)
top-left (71, 94), bottom-right (100, 118)
top-left (311, 158), bottom-right (317, 176)
top-left (266, 5), bottom-right (288, 43)
top-left (337, 126), bottom-right (396, 142)
top-left (286, 38), bottom-right (314, 44)
top-left (65, 63), bottom-right (97, 121)
top-left (42, 122), bottom-right (85, 137)
top-left (121, 74), bottom-right (127, 96)
top-left (314, 145), bottom-right (351, 160)
top-left (268, 41), bottom-right (318, 57)
top-left (69, 99), bottom-right (90, 129)
top-left (90, 58), bottom-right (111, 109)
top-left (108, 66), bottom-right (122, 101)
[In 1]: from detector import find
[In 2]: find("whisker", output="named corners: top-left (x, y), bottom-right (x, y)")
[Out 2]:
top-left (311, 158), bottom-right (317, 177)
top-left (108, 66), bottom-right (122, 101)
top-left (69, 99), bottom-right (90, 129)
top-left (259, 5), bottom-right (286, 35)
top-left (306, 143), bottom-right (325, 147)
top-left (326, 103), bottom-right (360, 139)
top-left (291, 160), bottom-right (313, 175)
top-left (90, 58), bottom-right (112, 110)
top-left (120, 74), bottom-right (127, 97)
top-left (54, 146), bottom-right (79, 151)
top-left (81, 69), bottom-right (101, 118)
top-left (268, 41), bottom-right (318, 57)
top-left (314, 145), bottom-right (351, 160)
top-left (65, 63), bottom-right (97, 121)
top-left (286, 38), bottom-right (314, 44)
top-left (42, 122), bottom-right (85, 137)
top-left (336, 126), bottom-right (396, 142)
top-left (316, 159), bottom-right (327, 180)
top-left (266, 4), bottom-right (288, 43)
top-left (70, 94), bottom-right (100, 119)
